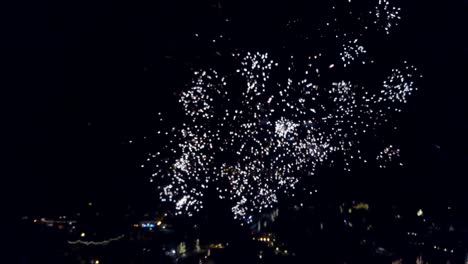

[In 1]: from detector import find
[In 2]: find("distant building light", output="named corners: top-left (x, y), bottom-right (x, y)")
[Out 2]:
top-left (80, 232), bottom-right (86, 237)
top-left (141, 223), bottom-right (155, 228)
top-left (353, 202), bottom-right (369, 210)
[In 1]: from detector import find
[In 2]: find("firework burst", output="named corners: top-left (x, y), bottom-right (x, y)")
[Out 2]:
top-left (142, 0), bottom-right (420, 222)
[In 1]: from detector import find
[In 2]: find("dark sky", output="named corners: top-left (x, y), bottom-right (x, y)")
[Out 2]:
top-left (7, 0), bottom-right (468, 217)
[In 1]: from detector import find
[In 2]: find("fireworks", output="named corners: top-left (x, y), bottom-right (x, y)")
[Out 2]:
top-left (340, 38), bottom-right (367, 67)
top-left (372, 0), bottom-right (401, 34)
top-left (376, 145), bottom-right (402, 168)
top-left (142, 0), bottom-right (420, 222)
top-left (145, 52), bottom-right (419, 222)
top-left (381, 63), bottom-right (419, 105)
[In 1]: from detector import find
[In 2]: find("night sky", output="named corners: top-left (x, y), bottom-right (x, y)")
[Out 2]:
top-left (7, 0), bottom-right (468, 217)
